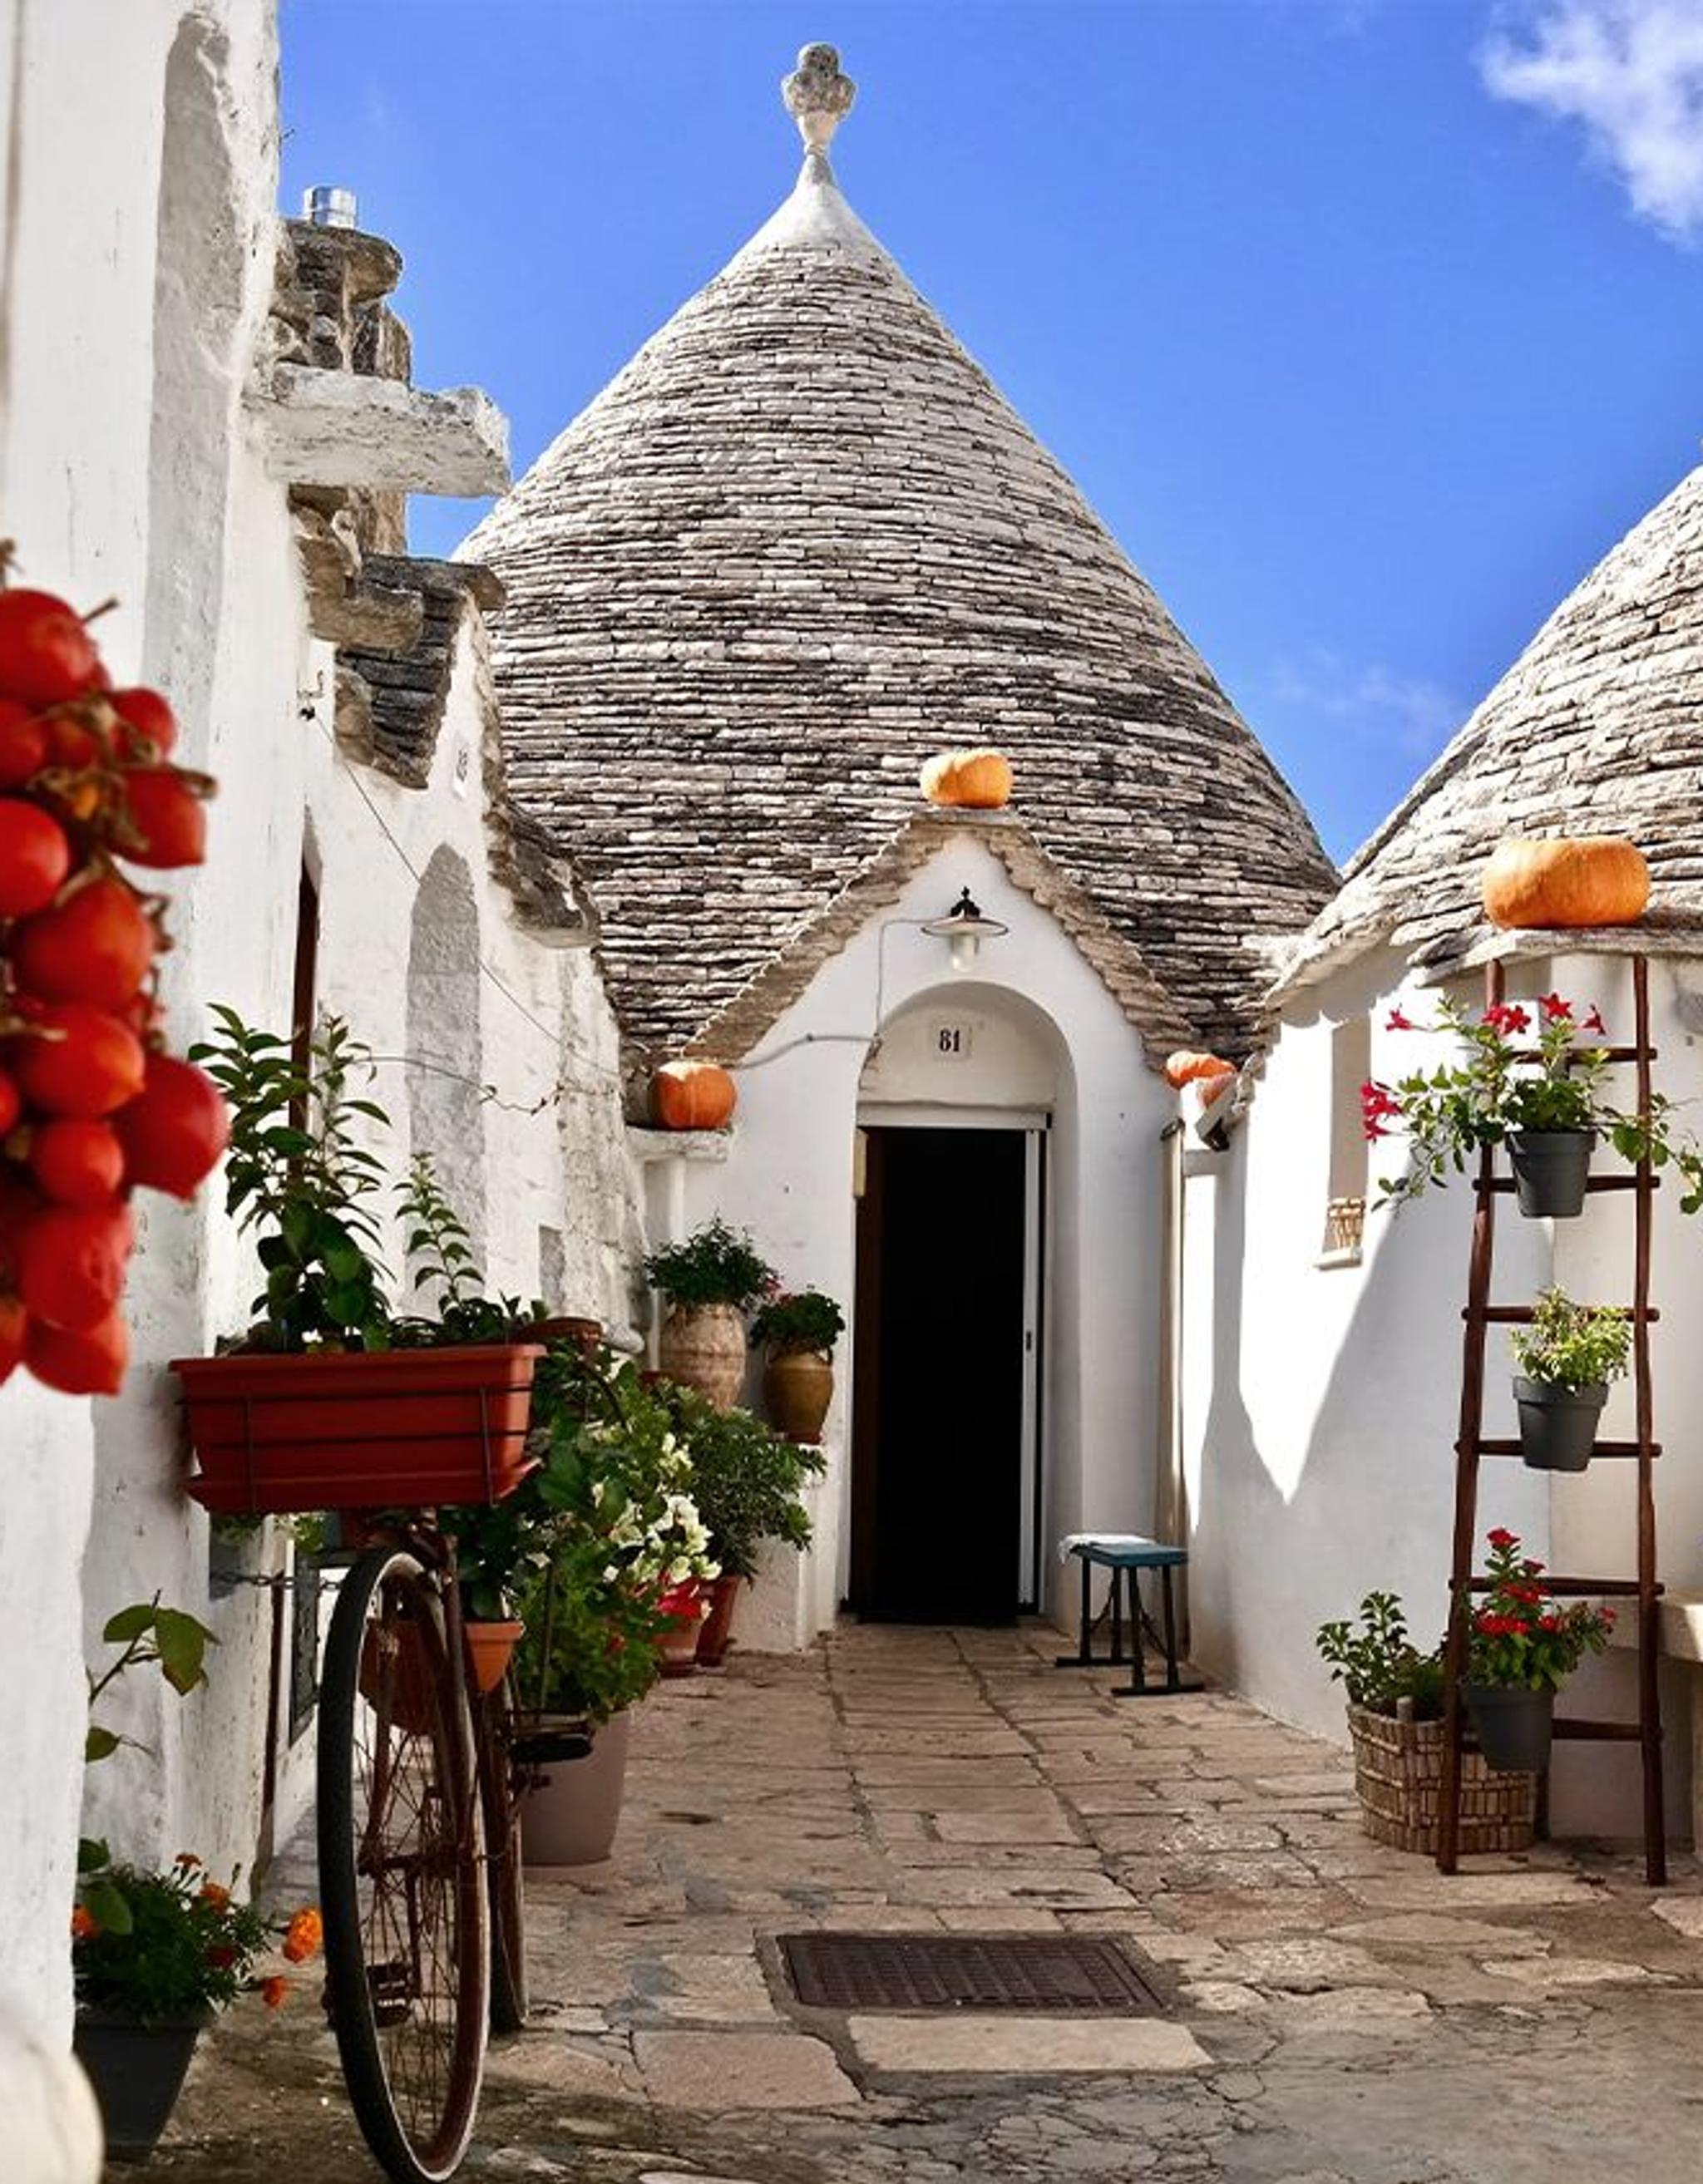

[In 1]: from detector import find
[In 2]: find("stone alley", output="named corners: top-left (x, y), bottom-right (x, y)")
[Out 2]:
top-left (149, 1625), bottom-right (1703, 2184)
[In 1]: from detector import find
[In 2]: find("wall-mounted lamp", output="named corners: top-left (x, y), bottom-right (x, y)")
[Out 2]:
top-left (922, 887), bottom-right (1009, 974)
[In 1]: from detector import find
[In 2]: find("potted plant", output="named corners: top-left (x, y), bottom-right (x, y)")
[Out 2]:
top-left (175, 1011), bottom-right (541, 1516)
top-left (1463, 1528), bottom-right (1617, 1771)
top-left (74, 1597), bottom-right (321, 2159)
top-left (511, 1356), bottom-right (717, 1863)
top-left (656, 1383), bottom-right (826, 1665)
top-left (1317, 1590), bottom-right (1536, 1854)
top-left (1508, 1287), bottom-right (1631, 1472)
top-left (644, 1216), bottom-right (777, 1408)
top-left (1364, 991), bottom-right (1703, 1218)
top-left (749, 1288), bottom-right (845, 1444)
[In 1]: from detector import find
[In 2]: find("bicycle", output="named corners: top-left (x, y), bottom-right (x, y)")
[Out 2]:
top-left (315, 1516), bottom-right (532, 2184)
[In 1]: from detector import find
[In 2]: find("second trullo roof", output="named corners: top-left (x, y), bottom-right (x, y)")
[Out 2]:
top-left (464, 45), bottom-right (1335, 1059)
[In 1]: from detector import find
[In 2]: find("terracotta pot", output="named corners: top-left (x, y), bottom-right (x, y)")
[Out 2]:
top-left (517, 1708), bottom-right (632, 1866)
top-left (657, 1303), bottom-right (746, 1408)
top-left (696, 1572), bottom-right (744, 1667)
top-left (659, 1578), bottom-right (708, 1675)
top-left (174, 1343), bottom-right (542, 1516)
top-left (651, 1061), bottom-right (738, 1131)
top-left (530, 1315), bottom-right (604, 1360)
top-left (75, 2009), bottom-right (210, 2162)
top-left (465, 1617), bottom-right (526, 1695)
top-left (763, 1348), bottom-right (833, 1443)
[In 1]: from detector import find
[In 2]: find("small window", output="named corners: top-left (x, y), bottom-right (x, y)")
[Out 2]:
top-left (1320, 1014), bottom-right (1370, 1264)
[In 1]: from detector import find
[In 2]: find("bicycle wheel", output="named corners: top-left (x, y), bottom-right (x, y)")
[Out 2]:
top-left (477, 1677), bottom-right (529, 2034)
top-left (318, 1547), bottom-right (490, 2184)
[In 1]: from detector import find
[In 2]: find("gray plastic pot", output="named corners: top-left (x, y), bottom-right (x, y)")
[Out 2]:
top-left (1464, 1684), bottom-right (1555, 1773)
top-left (1507, 1129), bottom-right (1596, 1218)
top-left (74, 2009), bottom-right (209, 2162)
top-left (1513, 1376), bottom-right (1607, 1472)
top-left (518, 1707), bottom-right (632, 1866)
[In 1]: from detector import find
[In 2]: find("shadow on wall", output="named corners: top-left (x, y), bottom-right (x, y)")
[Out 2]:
top-left (1188, 1109), bottom-right (1690, 1843)
top-left (406, 844), bottom-right (486, 1259)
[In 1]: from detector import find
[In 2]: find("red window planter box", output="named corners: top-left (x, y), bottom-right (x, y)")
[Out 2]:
top-left (173, 1343), bottom-right (543, 1516)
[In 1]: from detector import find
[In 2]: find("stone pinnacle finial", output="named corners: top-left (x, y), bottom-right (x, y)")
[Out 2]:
top-left (783, 42), bottom-right (856, 156)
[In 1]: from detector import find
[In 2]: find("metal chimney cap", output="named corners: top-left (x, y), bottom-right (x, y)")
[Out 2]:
top-left (303, 185), bottom-right (358, 229)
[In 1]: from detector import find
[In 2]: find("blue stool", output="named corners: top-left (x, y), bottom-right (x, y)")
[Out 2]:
top-left (1055, 1536), bottom-right (1204, 1699)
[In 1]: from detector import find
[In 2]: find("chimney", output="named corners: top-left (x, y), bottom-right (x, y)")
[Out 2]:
top-left (303, 185), bottom-right (358, 230)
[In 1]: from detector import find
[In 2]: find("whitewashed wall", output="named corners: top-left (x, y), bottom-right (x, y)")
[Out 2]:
top-left (1185, 942), bottom-right (1703, 1843)
top-left (657, 833), bottom-right (1172, 1647)
top-left (0, 6), bottom-right (644, 2142)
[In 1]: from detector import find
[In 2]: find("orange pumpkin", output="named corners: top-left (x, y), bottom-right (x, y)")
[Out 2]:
top-left (1481, 836), bottom-right (1650, 932)
top-left (652, 1060), bottom-right (738, 1132)
top-left (920, 747), bottom-right (1014, 811)
top-left (1164, 1050), bottom-right (1236, 1091)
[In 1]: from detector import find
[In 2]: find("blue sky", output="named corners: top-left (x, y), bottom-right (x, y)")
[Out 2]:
top-left (278, 2), bottom-right (1703, 861)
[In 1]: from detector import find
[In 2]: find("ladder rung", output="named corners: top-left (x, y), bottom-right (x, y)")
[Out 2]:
top-left (1464, 1575), bottom-right (1656, 1599)
top-left (1551, 1718), bottom-right (1647, 1743)
top-left (1473, 1174), bottom-right (1651, 1194)
top-left (1473, 1438), bottom-right (1659, 1459)
top-left (1467, 1304), bottom-right (1659, 1324)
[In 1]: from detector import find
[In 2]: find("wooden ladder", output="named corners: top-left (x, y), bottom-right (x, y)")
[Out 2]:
top-left (1436, 953), bottom-right (1666, 1885)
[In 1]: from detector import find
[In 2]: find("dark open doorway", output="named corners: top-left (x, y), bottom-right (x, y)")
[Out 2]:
top-left (849, 1125), bottom-right (1039, 1622)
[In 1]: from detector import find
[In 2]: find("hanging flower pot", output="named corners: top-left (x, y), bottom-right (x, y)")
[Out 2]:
top-left (74, 2009), bottom-right (210, 2162)
top-left (696, 1573), bottom-right (745, 1667)
top-left (1464, 1684), bottom-right (1555, 1773)
top-left (358, 1616), bottom-right (439, 1738)
top-left (658, 1577), bottom-right (708, 1675)
top-left (657, 1304), bottom-right (748, 1409)
top-left (1513, 1376), bottom-right (1607, 1472)
top-left (763, 1349), bottom-right (834, 1443)
top-left (465, 1617), bottom-right (526, 1695)
top-left (1507, 1129), bottom-right (1596, 1218)
top-left (174, 1343), bottom-right (543, 1515)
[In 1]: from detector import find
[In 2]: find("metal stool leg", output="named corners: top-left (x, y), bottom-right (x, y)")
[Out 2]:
top-left (1056, 1553), bottom-right (1095, 1669)
top-left (1161, 1566), bottom-right (1181, 1693)
top-left (1109, 1567), bottom-right (1124, 1666)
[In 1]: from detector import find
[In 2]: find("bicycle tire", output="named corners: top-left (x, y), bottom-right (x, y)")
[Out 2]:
top-left (318, 1547), bottom-right (490, 2184)
top-left (478, 1676), bottom-right (529, 2034)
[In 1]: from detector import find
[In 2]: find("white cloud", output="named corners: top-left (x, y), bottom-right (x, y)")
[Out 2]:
top-left (1269, 649), bottom-right (1462, 757)
top-left (1479, 1), bottom-right (1703, 242)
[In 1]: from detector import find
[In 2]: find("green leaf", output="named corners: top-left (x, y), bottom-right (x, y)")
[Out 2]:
top-left (84, 1724), bottom-right (122, 1762)
top-left (153, 1608), bottom-right (216, 1695)
top-left (77, 1836), bottom-right (111, 1874)
top-left (81, 1876), bottom-right (134, 1936)
top-left (101, 1603), bottom-right (156, 1644)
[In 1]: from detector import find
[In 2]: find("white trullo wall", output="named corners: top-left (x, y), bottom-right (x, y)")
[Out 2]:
top-left (0, 7), bottom-right (644, 2161)
top-left (651, 832), bottom-right (1172, 1649)
top-left (1184, 942), bottom-right (1703, 1842)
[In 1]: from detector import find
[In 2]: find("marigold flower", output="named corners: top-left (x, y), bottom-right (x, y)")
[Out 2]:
top-left (282, 1906), bottom-right (323, 1965)
top-left (71, 1905), bottom-right (99, 1940)
top-left (260, 1975), bottom-right (289, 2010)
top-left (174, 1851), bottom-right (202, 1871)
top-left (199, 1881), bottom-right (231, 1910)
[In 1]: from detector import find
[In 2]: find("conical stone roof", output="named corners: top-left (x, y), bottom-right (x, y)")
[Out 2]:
top-left (466, 48), bottom-right (1334, 1058)
top-left (1284, 461), bottom-right (1703, 991)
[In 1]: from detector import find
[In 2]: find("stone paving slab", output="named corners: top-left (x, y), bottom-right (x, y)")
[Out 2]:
top-left (845, 2014), bottom-right (1212, 2076)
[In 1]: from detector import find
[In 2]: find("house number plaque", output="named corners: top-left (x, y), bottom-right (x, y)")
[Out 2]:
top-left (930, 1020), bottom-right (973, 1060)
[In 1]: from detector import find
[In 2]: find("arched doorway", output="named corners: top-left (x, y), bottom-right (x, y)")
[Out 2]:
top-left (849, 987), bottom-right (1065, 1621)
top-left (406, 845), bottom-right (486, 1258)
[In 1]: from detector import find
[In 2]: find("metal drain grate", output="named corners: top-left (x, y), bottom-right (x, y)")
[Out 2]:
top-left (777, 1933), bottom-right (1165, 2014)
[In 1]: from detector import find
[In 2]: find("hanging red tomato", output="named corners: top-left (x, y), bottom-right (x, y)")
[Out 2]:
top-left (25, 1307), bottom-right (128, 1396)
top-left (0, 589), bottom-right (100, 706)
top-left (5, 1003), bottom-right (147, 1118)
top-left (10, 876), bottom-right (156, 1008)
top-left (112, 1054), bottom-right (229, 1200)
top-left (0, 798), bottom-right (72, 918)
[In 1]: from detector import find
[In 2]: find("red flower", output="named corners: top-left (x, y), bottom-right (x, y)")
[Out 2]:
top-left (1582, 1005), bottom-right (1607, 1035)
top-left (1539, 1615), bottom-right (1562, 1634)
top-left (260, 1975), bottom-right (289, 2010)
top-left (1482, 1003), bottom-right (1532, 1036)
top-left (1385, 1007), bottom-right (1418, 1032)
top-left (1540, 993), bottom-right (1572, 1022)
top-left (1487, 1527), bottom-right (1518, 1550)
top-left (71, 1905), bottom-right (99, 1940)
top-left (1602, 1605), bottom-right (1617, 1627)
top-left (205, 1945), bottom-right (236, 1970)
top-left (1360, 1082), bottom-right (1402, 1141)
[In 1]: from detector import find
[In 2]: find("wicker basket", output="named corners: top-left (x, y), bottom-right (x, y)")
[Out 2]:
top-left (1346, 1703), bottom-right (1537, 1856)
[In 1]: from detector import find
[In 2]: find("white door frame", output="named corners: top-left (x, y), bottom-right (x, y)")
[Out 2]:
top-left (853, 1105), bottom-right (1049, 1614)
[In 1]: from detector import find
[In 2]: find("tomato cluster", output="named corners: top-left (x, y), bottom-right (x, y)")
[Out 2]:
top-left (0, 581), bottom-right (229, 1396)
